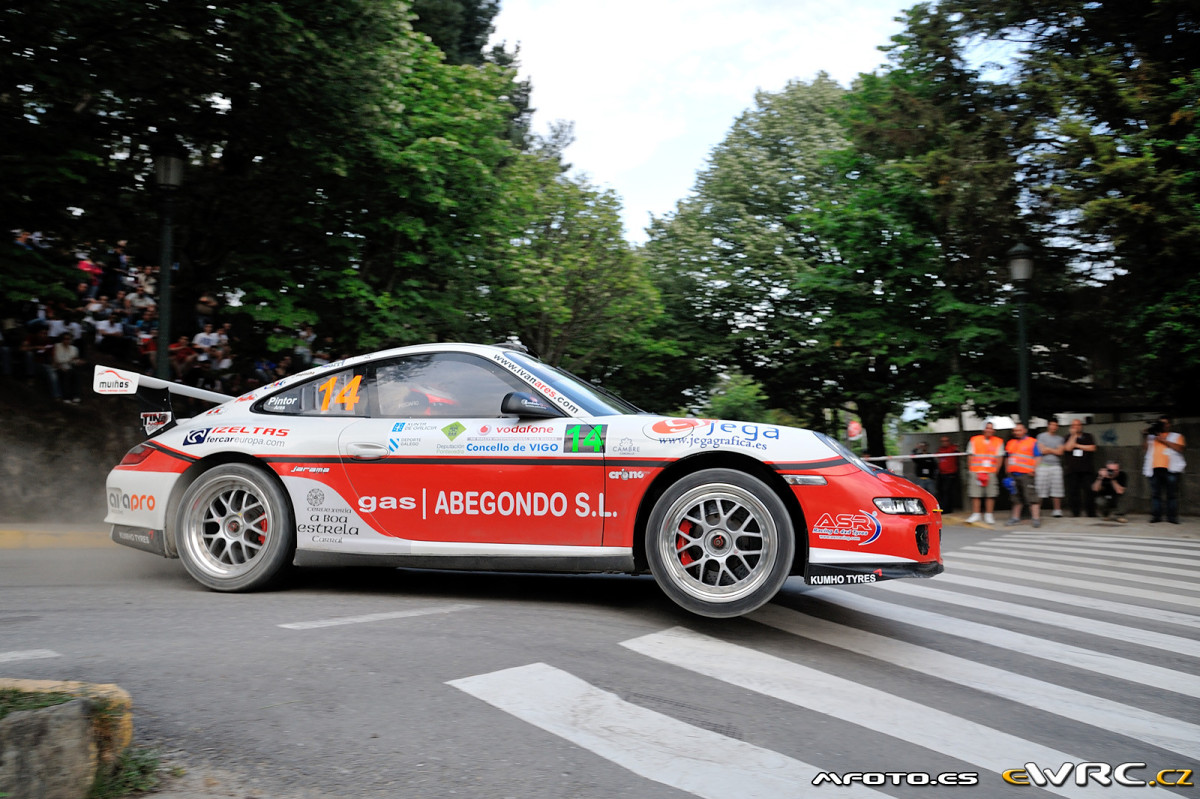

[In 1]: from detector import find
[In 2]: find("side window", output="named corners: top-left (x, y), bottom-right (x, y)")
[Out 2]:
top-left (256, 367), bottom-right (366, 417)
top-left (374, 353), bottom-right (534, 418)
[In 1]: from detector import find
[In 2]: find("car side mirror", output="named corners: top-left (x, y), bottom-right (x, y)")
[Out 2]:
top-left (501, 391), bottom-right (560, 418)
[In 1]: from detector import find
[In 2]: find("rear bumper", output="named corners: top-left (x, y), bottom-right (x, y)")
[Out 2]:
top-left (111, 524), bottom-right (171, 557)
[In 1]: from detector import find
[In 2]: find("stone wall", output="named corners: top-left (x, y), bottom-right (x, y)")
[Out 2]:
top-left (0, 380), bottom-right (145, 522)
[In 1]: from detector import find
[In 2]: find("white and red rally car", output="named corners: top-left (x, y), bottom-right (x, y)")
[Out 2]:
top-left (97, 343), bottom-right (941, 617)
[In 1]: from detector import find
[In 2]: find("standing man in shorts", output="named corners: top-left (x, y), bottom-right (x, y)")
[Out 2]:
top-left (965, 421), bottom-right (1005, 525)
top-left (1035, 419), bottom-right (1066, 518)
top-left (1005, 422), bottom-right (1042, 527)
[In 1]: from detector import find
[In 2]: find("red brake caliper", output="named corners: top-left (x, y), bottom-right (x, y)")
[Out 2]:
top-left (258, 518), bottom-right (267, 546)
top-left (677, 520), bottom-right (695, 566)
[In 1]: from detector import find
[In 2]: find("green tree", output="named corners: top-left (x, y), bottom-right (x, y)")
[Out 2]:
top-left (1, 1), bottom-right (524, 358)
top-left (935, 0), bottom-right (1200, 409)
top-left (479, 140), bottom-right (663, 386)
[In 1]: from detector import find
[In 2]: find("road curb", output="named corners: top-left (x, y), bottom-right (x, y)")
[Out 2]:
top-left (0, 679), bottom-right (134, 798)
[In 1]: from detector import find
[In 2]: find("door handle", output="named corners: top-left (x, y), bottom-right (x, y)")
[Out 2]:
top-left (346, 442), bottom-right (389, 460)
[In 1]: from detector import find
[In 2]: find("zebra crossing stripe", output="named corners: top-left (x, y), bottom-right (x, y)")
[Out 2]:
top-left (960, 542), bottom-right (1197, 578)
top-left (278, 604), bottom-right (475, 629)
top-left (749, 604), bottom-right (1200, 760)
top-left (622, 627), bottom-right (1138, 799)
top-left (812, 589), bottom-right (1200, 700)
top-left (1002, 531), bottom-right (1200, 545)
top-left (940, 558), bottom-right (1200, 610)
top-left (930, 572), bottom-right (1200, 631)
top-left (448, 662), bottom-right (886, 799)
top-left (0, 649), bottom-right (60, 664)
top-left (994, 535), bottom-right (1200, 559)
top-left (945, 551), bottom-right (1200, 594)
top-left (874, 579), bottom-right (1200, 658)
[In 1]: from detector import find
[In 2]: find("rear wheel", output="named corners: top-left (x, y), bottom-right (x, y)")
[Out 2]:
top-left (175, 464), bottom-right (294, 591)
top-left (646, 469), bottom-right (795, 618)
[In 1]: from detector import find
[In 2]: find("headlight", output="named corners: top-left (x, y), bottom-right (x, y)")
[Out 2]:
top-left (873, 497), bottom-right (927, 515)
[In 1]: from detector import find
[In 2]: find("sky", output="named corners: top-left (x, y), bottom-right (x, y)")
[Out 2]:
top-left (489, 0), bottom-right (915, 243)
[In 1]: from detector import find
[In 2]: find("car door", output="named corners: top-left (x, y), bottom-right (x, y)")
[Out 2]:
top-left (338, 351), bottom-right (607, 547)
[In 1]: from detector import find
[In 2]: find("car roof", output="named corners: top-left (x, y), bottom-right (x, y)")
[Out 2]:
top-left (253, 342), bottom-right (524, 398)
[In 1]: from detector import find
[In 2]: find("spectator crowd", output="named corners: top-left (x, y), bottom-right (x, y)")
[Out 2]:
top-left (4, 229), bottom-right (336, 403)
top-left (921, 415), bottom-right (1186, 525)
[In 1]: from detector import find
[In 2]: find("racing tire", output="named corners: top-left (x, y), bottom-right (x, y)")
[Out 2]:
top-left (646, 469), bottom-right (795, 618)
top-left (175, 463), bottom-right (295, 592)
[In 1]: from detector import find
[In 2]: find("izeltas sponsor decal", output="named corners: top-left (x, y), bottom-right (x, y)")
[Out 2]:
top-left (812, 511), bottom-right (883, 545)
top-left (183, 426), bottom-right (290, 448)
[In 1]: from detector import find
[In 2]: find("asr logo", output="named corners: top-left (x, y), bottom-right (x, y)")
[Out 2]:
top-left (812, 510), bottom-right (882, 545)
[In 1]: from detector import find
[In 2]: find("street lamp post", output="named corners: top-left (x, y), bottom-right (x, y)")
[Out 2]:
top-left (1007, 243), bottom-right (1034, 425)
top-left (154, 147), bottom-right (184, 380)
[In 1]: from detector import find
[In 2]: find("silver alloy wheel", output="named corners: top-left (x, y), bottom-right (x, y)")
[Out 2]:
top-left (656, 482), bottom-right (780, 605)
top-left (180, 473), bottom-right (276, 581)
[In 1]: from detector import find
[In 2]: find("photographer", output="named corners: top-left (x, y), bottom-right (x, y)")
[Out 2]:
top-left (1142, 416), bottom-right (1187, 523)
top-left (1091, 460), bottom-right (1127, 523)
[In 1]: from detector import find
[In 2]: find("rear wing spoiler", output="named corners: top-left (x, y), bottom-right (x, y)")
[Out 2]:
top-left (93, 365), bottom-right (234, 436)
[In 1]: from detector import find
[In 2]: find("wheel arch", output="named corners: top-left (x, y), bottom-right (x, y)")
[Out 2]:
top-left (632, 451), bottom-right (809, 575)
top-left (165, 453), bottom-right (290, 558)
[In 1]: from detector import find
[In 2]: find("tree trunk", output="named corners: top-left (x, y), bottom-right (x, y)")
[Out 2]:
top-left (861, 406), bottom-right (888, 459)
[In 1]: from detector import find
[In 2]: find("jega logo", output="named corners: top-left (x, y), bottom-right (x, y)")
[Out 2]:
top-left (645, 418), bottom-right (781, 444)
top-left (108, 489), bottom-right (156, 511)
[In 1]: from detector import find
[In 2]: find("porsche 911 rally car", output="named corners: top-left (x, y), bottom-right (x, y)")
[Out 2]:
top-left (96, 343), bottom-right (941, 617)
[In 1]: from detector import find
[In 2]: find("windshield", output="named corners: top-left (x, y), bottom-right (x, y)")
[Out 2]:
top-left (500, 351), bottom-right (642, 417)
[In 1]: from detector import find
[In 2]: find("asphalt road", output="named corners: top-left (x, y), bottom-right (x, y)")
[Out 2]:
top-left (2, 517), bottom-right (1198, 798)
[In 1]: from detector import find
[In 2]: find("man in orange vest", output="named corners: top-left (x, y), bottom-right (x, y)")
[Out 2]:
top-left (965, 421), bottom-right (1005, 525)
top-left (1004, 422), bottom-right (1042, 527)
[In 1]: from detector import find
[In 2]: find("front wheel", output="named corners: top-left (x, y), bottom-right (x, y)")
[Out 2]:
top-left (646, 469), bottom-right (795, 618)
top-left (175, 463), bottom-right (295, 592)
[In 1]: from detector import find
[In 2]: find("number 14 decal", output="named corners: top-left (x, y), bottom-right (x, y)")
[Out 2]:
top-left (317, 374), bottom-right (362, 412)
top-left (564, 424), bottom-right (607, 453)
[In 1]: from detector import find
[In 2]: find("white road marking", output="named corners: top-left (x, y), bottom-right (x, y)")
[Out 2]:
top-left (749, 604), bottom-right (1200, 760)
top-left (813, 589), bottom-right (1200, 699)
top-left (993, 534), bottom-right (1200, 558)
top-left (449, 662), bottom-right (884, 799)
top-left (945, 551), bottom-right (1200, 593)
top-left (961, 541), bottom-right (1198, 577)
top-left (941, 558), bottom-right (1200, 609)
top-left (623, 627), bottom-right (1138, 799)
top-left (929, 571), bottom-right (1200, 630)
top-left (875, 579), bottom-right (1200, 658)
top-left (278, 603), bottom-right (474, 629)
top-left (0, 649), bottom-right (61, 663)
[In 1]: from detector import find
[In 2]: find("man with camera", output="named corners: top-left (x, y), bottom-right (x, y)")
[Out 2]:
top-left (1091, 460), bottom-right (1128, 523)
top-left (1142, 416), bottom-right (1187, 524)
top-left (1063, 418), bottom-right (1098, 517)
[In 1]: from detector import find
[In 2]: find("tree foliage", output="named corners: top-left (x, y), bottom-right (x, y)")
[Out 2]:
top-left (935, 0), bottom-right (1200, 408)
